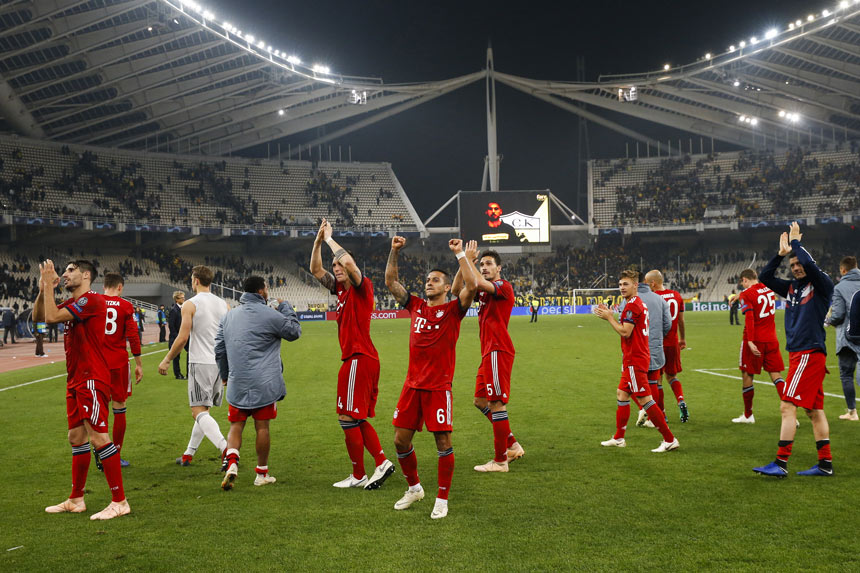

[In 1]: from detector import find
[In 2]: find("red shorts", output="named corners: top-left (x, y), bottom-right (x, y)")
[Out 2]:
top-left (66, 380), bottom-right (110, 431)
top-left (392, 386), bottom-right (452, 432)
top-left (228, 402), bottom-right (278, 422)
top-left (337, 355), bottom-right (380, 419)
top-left (109, 365), bottom-right (131, 402)
top-left (648, 369), bottom-right (661, 383)
top-left (663, 344), bottom-right (683, 376)
top-left (474, 351), bottom-right (514, 404)
top-left (739, 340), bottom-right (785, 375)
top-left (782, 350), bottom-right (827, 410)
top-left (618, 366), bottom-right (651, 398)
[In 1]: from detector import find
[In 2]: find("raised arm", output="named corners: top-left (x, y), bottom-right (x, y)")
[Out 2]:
top-left (321, 218), bottom-right (362, 288)
top-left (385, 236), bottom-right (409, 307)
top-left (310, 218), bottom-right (337, 293)
top-left (274, 299), bottom-right (302, 341)
top-left (451, 239), bottom-right (478, 311)
top-left (790, 223), bottom-right (834, 300)
top-left (39, 260), bottom-right (74, 324)
top-left (758, 232), bottom-right (791, 298)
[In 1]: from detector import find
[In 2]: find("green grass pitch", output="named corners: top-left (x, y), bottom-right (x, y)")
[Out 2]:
top-left (2, 311), bottom-right (859, 571)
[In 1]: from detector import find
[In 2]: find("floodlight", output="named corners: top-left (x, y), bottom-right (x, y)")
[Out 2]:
top-left (246, 34), bottom-right (255, 43)
top-left (287, 56), bottom-right (301, 64)
top-left (739, 40), bottom-right (746, 48)
top-left (256, 40), bottom-right (265, 49)
top-left (795, 19), bottom-right (802, 26)
top-left (840, 0), bottom-right (849, 7)
top-left (788, 23), bottom-right (795, 30)
top-left (663, 63), bottom-right (670, 70)
top-left (147, 26), bottom-right (153, 31)
top-left (705, 52), bottom-right (712, 59)
top-left (750, 118), bottom-right (758, 126)
top-left (750, 36), bottom-right (758, 44)
top-left (765, 28), bottom-right (777, 39)
top-left (739, 115), bottom-right (746, 122)
top-left (733, 80), bottom-right (740, 87)
top-left (729, 45), bottom-right (736, 51)
top-left (277, 109), bottom-right (285, 116)
top-left (807, 14), bottom-right (814, 21)
top-left (203, 10), bottom-right (214, 20)
top-left (778, 110), bottom-right (786, 117)
top-left (822, 9), bottom-right (830, 17)
top-left (267, 46), bottom-right (272, 52)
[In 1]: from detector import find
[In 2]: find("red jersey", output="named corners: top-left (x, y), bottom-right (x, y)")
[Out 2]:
top-left (619, 296), bottom-right (650, 371)
top-left (477, 278), bottom-right (515, 357)
top-left (739, 283), bottom-right (779, 343)
top-left (102, 295), bottom-right (142, 369)
top-left (655, 289), bottom-right (684, 346)
top-left (58, 291), bottom-right (110, 389)
top-left (404, 296), bottom-right (467, 391)
top-left (335, 277), bottom-right (379, 361)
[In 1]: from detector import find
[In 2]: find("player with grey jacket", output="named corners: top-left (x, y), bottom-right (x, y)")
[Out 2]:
top-left (214, 276), bottom-right (301, 490)
top-left (826, 256), bottom-right (860, 420)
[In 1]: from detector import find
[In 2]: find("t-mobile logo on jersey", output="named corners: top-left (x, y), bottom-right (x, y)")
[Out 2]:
top-left (414, 317), bottom-right (427, 333)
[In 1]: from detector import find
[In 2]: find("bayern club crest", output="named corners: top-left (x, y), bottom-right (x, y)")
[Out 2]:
top-left (436, 310), bottom-right (445, 318)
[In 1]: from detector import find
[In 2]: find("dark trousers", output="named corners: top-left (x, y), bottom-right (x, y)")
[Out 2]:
top-left (35, 333), bottom-right (44, 356)
top-left (730, 308), bottom-right (739, 325)
top-left (530, 310), bottom-right (538, 323)
top-left (48, 325), bottom-right (58, 342)
top-left (3, 326), bottom-right (15, 343)
top-left (168, 337), bottom-right (184, 377)
top-left (838, 348), bottom-right (859, 411)
top-left (159, 325), bottom-right (166, 342)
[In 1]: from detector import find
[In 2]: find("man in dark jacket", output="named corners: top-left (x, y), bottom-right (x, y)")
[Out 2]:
top-left (168, 291), bottom-right (186, 379)
top-left (216, 276), bottom-right (301, 490)
top-left (827, 256), bottom-right (860, 421)
top-left (755, 222), bottom-right (835, 478)
top-left (157, 305), bottom-right (167, 343)
top-left (2, 308), bottom-right (16, 343)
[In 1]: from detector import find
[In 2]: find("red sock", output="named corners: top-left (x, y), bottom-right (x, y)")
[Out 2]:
top-left (225, 448), bottom-right (240, 467)
top-left (614, 400), bottom-right (630, 439)
top-left (506, 432), bottom-right (517, 448)
top-left (342, 425), bottom-right (366, 479)
top-left (647, 384), bottom-right (659, 409)
top-left (742, 386), bottom-right (754, 418)
top-left (773, 378), bottom-right (786, 397)
top-left (816, 440), bottom-right (831, 462)
top-left (112, 408), bottom-right (127, 453)
top-left (359, 421), bottom-right (387, 467)
top-left (437, 449), bottom-right (454, 500)
top-left (657, 385), bottom-right (665, 412)
top-left (255, 466), bottom-right (268, 475)
top-left (70, 443), bottom-right (90, 499)
top-left (95, 443), bottom-right (125, 502)
top-left (396, 446), bottom-right (420, 486)
top-left (670, 378), bottom-right (684, 403)
top-left (645, 402), bottom-right (674, 443)
top-left (776, 440), bottom-right (793, 463)
top-left (491, 412), bottom-right (512, 463)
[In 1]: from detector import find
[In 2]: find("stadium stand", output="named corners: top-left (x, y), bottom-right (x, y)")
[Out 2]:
top-left (0, 135), bottom-right (421, 232)
top-left (591, 144), bottom-right (860, 227)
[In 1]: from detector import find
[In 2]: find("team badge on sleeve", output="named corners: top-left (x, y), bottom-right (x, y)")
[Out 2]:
top-left (77, 297), bottom-right (88, 307)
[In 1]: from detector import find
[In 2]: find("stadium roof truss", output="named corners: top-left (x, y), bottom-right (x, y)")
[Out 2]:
top-left (0, 0), bottom-right (857, 156)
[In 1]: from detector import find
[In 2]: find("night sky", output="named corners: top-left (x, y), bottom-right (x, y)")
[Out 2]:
top-left (206, 0), bottom-right (816, 221)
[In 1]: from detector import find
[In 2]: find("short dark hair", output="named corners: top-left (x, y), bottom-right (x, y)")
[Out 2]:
top-left (103, 272), bottom-right (124, 288)
top-left (429, 268), bottom-right (451, 286)
top-left (243, 275), bottom-right (266, 293)
top-left (740, 269), bottom-right (757, 281)
top-left (191, 265), bottom-right (214, 286)
top-left (788, 252), bottom-right (798, 260)
top-left (840, 256), bottom-right (857, 270)
top-left (67, 259), bottom-right (98, 281)
top-left (480, 250), bottom-right (502, 266)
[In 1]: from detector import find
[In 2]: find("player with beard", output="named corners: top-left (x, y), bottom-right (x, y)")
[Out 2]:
top-left (452, 247), bottom-right (524, 472)
top-left (385, 236), bottom-right (477, 519)
top-left (36, 260), bottom-right (130, 520)
top-left (310, 218), bottom-right (394, 490)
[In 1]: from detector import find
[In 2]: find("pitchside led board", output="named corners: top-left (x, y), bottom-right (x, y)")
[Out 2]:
top-left (458, 191), bottom-right (551, 247)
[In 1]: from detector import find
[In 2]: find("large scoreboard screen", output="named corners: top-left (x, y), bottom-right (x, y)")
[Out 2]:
top-left (458, 191), bottom-right (551, 246)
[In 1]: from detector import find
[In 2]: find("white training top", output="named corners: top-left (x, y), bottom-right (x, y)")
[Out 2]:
top-left (185, 291), bottom-right (228, 364)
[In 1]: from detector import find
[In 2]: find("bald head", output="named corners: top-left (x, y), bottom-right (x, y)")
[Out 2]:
top-left (645, 270), bottom-right (664, 291)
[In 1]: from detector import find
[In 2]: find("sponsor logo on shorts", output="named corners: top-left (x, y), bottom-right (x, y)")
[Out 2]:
top-left (393, 408), bottom-right (399, 419)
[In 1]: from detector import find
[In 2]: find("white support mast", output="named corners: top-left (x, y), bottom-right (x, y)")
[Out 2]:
top-left (486, 45), bottom-right (500, 192)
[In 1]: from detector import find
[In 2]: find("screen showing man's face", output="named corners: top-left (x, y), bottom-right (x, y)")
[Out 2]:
top-left (486, 202), bottom-right (503, 226)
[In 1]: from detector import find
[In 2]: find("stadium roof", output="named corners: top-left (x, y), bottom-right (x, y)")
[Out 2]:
top-left (0, 0), bottom-right (858, 155)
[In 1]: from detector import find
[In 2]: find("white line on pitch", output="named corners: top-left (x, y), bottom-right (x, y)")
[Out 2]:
top-left (700, 366), bottom-right (837, 371)
top-left (0, 348), bottom-right (169, 393)
top-left (694, 369), bottom-right (845, 399)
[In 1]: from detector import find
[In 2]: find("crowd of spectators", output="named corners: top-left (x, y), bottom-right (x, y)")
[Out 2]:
top-left (603, 146), bottom-right (860, 226)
